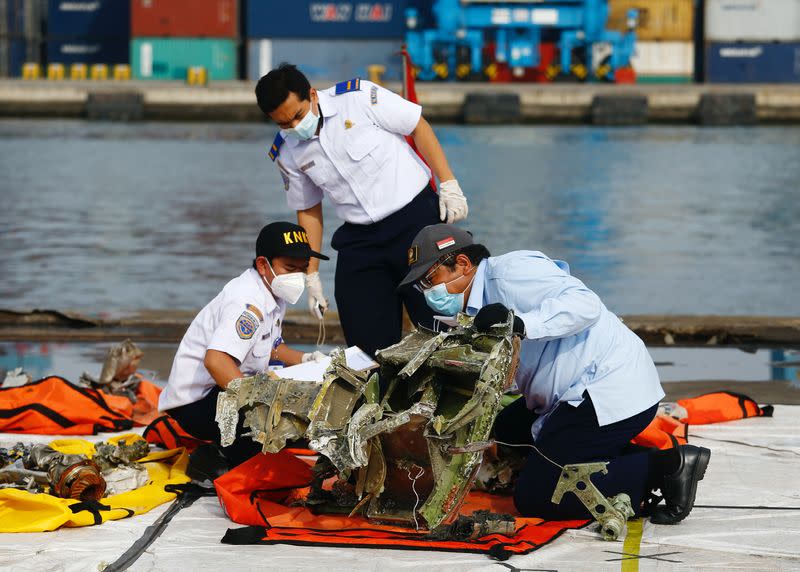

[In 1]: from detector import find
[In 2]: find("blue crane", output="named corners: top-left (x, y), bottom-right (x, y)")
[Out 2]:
top-left (405, 0), bottom-right (637, 82)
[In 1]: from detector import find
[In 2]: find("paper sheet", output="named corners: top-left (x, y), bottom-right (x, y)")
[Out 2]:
top-left (276, 347), bottom-right (377, 383)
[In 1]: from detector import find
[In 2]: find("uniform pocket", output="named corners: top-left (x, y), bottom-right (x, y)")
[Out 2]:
top-left (344, 124), bottom-right (388, 177)
top-left (250, 336), bottom-right (273, 358)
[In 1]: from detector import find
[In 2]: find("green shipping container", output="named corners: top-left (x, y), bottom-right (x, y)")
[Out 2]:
top-left (636, 75), bottom-right (693, 84)
top-left (131, 38), bottom-right (237, 80)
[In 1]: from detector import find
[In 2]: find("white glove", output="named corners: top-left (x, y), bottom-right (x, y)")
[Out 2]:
top-left (305, 271), bottom-right (328, 319)
top-left (438, 179), bottom-right (468, 224)
top-left (301, 350), bottom-right (328, 363)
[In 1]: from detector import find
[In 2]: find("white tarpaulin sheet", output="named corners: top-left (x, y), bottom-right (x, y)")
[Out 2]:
top-left (2, 407), bottom-right (799, 571)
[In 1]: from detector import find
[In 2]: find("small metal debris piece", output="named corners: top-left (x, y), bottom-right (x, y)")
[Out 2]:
top-left (1, 367), bottom-right (32, 388)
top-left (99, 339), bottom-right (144, 386)
top-left (425, 509), bottom-right (517, 541)
top-left (27, 445), bottom-right (106, 501)
top-left (80, 339), bottom-right (145, 401)
top-left (216, 374), bottom-right (322, 453)
top-left (93, 439), bottom-right (150, 472)
top-left (551, 462), bottom-right (635, 541)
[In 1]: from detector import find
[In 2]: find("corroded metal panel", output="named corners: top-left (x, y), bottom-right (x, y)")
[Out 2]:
top-left (216, 313), bottom-right (520, 532)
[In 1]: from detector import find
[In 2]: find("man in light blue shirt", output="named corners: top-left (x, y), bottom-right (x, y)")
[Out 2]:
top-left (399, 224), bottom-right (711, 525)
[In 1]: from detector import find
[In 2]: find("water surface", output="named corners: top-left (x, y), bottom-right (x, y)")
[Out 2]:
top-left (1, 120), bottom-right (799, 317)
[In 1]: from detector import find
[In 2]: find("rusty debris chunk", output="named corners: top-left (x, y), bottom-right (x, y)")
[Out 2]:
top-left (1, 438), bottom-right (151, 500)
top-left (217, 313), bottom-right (520, 532)
top-left (425, 510), bottom-right (517, 541)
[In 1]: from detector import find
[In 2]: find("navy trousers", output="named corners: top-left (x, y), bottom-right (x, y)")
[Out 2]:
top-left (332, 185), bottom-right (440, 357)
top-left (166, 386), bottom-right (261, 468)
top-left (493, 394), bottom-right (658, 519)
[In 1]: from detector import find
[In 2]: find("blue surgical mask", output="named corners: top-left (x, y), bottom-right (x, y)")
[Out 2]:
top-left (422, 269), bottom-right (476, 316)
top-left (423, 283), bottom-right (465, 316)
top-left (287, 102), bottom-right (319, 141)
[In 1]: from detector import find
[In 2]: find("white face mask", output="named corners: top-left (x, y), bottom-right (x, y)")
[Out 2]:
top-left (264, 261), bottom-right (305, 304)
top-left (286, 99), bottom-right (319, 141)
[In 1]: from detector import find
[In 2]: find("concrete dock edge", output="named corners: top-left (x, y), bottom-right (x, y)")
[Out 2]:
top-left (2, 80), bottom-right (800, 124)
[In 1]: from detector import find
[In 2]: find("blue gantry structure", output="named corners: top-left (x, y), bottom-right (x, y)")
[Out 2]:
top-left (405, 0), bottom-right (638, 82)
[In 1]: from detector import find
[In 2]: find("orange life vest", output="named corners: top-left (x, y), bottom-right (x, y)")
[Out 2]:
top-left (0, 376), bottom-right (133, 435)
top-left (143, 415), bottom-right (209, 452)
top-left (676, 391), bottom-right (774, 425)
top-left (632, 391), bottom-right (773, 449)
top-left (632, 414), bottom-right (688, 450)
top-left (215, 451), bottom-right (589, 560)
top-left (131, 378), bottom-right (163, 426)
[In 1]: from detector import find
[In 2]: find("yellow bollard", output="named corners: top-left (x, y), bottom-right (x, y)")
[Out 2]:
top-left (22, 62), bottom-right (41, 80)
top-left (570, 63), bottom-right (588, 81)
top-left (432, 62), bottom-right (448, 79)
top-left (367, 64), bottom-right (386, 86)
top-left (70, 63), bottom-right (88, 80)
top-left (47, 63), bottom-right (65, 80)
top-left (112, 64), bottom-right (131, 81)
top-left (456, 63), bottom-right (471, 79)
top-left (544, 64), bottom-right (561, 81)
top-left (186, 66), bottom-right (208, 86)
top-left (90, 64), bottom-right (108, 80)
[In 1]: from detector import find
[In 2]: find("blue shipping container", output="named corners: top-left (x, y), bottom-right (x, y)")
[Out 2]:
top-left (707, 42), bottom-right (800, 83)
top-left (246, 0), bottom-right (432, 39)
top-left (3, 0), bottom-right (41, 37)
top-left (47, 0), bottom-right (130, 38)
top-left (247, 38), bottom-right (402, 81)
top-left (5, 0), bottom-right (24, 35)
top-left (1, 38), bottom-right (30, 76)
top-left (47, 37), bottom-right (128, 64)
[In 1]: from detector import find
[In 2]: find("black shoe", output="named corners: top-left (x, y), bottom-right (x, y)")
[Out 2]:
top-left (650, 445), bottom-right (711, 525)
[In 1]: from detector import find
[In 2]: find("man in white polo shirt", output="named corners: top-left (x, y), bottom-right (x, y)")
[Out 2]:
top-left (159, 221), bottom-right (329, 466)
top-left (256, 64), bottom-right (468, 357)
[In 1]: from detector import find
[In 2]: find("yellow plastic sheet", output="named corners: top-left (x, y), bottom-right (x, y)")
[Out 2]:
top-left (0, 435), bottom-right (190, 533)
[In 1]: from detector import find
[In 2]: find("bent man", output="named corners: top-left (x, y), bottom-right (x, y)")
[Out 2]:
top-left (399, 224), bottom-right (710, 525)
top-left (255, 64), bottom-right (467, 356)
top-left (158, 222), bottom-right (329, 466)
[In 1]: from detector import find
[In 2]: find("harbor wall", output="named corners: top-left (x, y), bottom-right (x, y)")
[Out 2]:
top-left (2, 80), bottom-right (800, 124)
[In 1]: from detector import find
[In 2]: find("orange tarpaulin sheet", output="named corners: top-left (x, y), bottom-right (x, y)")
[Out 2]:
top-left (216, 452), bottom-right (589, 560)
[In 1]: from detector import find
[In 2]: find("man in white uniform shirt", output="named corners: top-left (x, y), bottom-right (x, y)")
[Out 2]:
top-left (159, 221), bottom-right (329, 466)
top-left (255, 63), bottom-right (468, 357)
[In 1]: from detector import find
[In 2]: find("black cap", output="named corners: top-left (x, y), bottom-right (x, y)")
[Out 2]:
top-left (256, 222), bottom-right (329, 261)
top-left (398, 224), bottom-right (473, 289)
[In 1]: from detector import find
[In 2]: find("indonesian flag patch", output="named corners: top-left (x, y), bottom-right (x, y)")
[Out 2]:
top-left (436, 237), bottom-right (456, 250)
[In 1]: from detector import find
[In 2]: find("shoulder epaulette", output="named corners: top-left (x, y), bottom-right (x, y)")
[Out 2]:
top-left (334, 78), bottom-right (361, 95)
top-left (268, 133), bottom-right (284, 161)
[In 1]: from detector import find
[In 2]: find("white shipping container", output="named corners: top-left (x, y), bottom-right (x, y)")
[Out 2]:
top-left (631, 41), bottom-right (694, 77)
top-left (593, 41), bottom-right (693, 78)
top-left (706, 0), bottom-right (800, 42)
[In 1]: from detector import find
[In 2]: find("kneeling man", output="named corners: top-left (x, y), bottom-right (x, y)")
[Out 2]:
top-left (398, 224), bottom-right (710, 525)
top-left (159, 222), bottom-right (329, 466)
